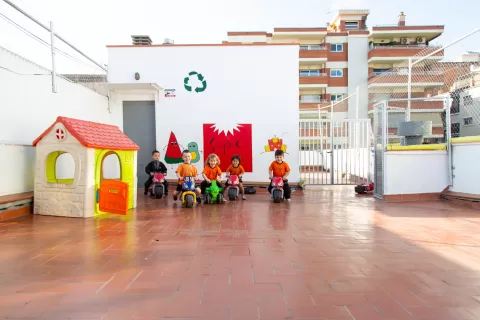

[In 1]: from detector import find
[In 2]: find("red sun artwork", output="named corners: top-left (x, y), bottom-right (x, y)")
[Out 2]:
top-left (203, 123), bottom-right (253, 172)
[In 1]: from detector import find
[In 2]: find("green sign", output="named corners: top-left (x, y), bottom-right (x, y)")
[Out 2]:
top-left (184, 71), bottom-right (207, 93)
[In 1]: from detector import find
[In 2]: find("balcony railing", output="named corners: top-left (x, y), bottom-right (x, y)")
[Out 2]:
top-left (299, 45), bottom-right (328, 51)
top-left (369, 70), bottom-right (444, 78)
top-left (368, 45), bottom-right (440, 51)
top-left (299, 73), bottom-right (328, 77)
top-left (300, 99), bottom-right (329, 103)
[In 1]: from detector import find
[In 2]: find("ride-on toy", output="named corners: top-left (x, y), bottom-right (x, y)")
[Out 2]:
top-left (226, 175), bottom-right (240, 201)
top-left (148, 173), bottom-right (166, 199)
top-left (204, 180), bottom-right (224, 204)
top-left (270, 177), bottom-right (284, 203)
top-left (181, 176), bottom-right (197, 208)
top-left (355, 181), bottom-right (374, 194)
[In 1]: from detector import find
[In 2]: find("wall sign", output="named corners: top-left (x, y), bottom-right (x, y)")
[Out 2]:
top-left (165, 89), bottom-right (176, 97)
top-left (184, 71), bottom-right (207, 93)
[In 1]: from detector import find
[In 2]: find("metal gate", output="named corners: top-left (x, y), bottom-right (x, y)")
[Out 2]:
top-left (299, 119), bottom-right (372, 185)
top-left (373, 102), bottom-right (386, 199)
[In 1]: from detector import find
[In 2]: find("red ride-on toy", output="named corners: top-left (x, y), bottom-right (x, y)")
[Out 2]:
top-left (149, 173), bottom-right (167, 199)
top-left (270, 177), bottom-right (284, 203)
top-left (355, 181), bottom-right (374, 194)
top-left (226, 175), bottom-right (240, 201)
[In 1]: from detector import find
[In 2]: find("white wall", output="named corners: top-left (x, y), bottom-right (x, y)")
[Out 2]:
top-left (384, 151), bottom-right (449, 195)
top-left (347, 35), bottom-right (369, 119)
top-left (0, 46), bottom-right (120, 196)
top-left (451, 143), bottom-right (480, 194)
top-left (108, 44), bottom-right (300, 182)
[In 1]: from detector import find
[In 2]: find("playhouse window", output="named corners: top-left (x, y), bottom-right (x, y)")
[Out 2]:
top-left (102, 153), bottom-right (121, 180)
top-left (45, 152), bottom-right (75, 184)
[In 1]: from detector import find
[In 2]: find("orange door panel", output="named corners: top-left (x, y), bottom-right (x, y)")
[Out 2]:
top-left (99, 180), bottom-right (129, 215)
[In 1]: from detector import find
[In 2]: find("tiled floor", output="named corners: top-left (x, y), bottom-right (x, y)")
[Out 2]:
top-left (1, 186), bottom-right (480, 319)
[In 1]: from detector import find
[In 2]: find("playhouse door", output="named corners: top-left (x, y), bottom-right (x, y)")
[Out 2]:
top-left (98, 180), bottom-right (129, 215)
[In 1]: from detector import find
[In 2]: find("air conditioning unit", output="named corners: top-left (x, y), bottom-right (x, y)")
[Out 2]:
top-left (416, 37), bottom-right (425, 44)
top-left (163, 38), bottom-right (174, 44)
top-left (400, 38), bottom-right (408, 44)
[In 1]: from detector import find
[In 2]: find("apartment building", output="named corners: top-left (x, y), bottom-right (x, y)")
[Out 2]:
top-left (450, 60), bottom-right (480, 138)
top-left (225, 10), bottom-right (445, 123)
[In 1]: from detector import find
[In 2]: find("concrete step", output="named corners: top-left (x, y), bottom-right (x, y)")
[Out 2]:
top-left (440, 190), bottom-right (480, 210)
top-left (0, 192), bottom-right (33, 221)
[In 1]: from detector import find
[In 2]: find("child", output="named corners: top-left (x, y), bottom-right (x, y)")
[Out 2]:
top-left (144, 150), bottom-right (168, 195)
top-left (201, 154), bottom-right (226, 202)
top-left (225, 154), bottom-right (246, 200)
top-left (268, 149), bottom-right (291, 202)
top-left (173, 150), bottom-right (202, 203)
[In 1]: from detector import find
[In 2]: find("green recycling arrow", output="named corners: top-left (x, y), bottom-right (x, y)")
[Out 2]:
top-left (184, 71), bottom-right (207, 93)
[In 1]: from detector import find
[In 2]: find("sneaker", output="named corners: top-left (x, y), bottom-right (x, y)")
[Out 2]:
top-left (144, 191), bottom-right (148, 196)
top-left (222, 198), bottom-right (227, 203)
top-left (285, 198), bottom-right (291, 202)
top-left (242, 195), bottom-right (246, 200)
top-left (173, 195), bottom-right (178, 201)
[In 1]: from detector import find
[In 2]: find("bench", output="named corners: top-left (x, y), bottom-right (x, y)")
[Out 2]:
top-left (0, 192), bottom-right (33, 221)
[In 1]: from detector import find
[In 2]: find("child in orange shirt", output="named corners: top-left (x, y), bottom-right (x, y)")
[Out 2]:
top-left (201, 153), bottom-right (226, 202)
top-left (225, 154), bottom-right (246, 200)
top-left (173, 150), bottom-right (202, 203)
top-left (268, 149), bottom-right (291, 201)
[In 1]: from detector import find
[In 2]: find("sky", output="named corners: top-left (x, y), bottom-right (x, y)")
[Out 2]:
top-left (0, 0), bottom-right (479, 74)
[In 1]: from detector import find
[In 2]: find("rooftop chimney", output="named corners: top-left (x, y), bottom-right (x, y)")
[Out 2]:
top-left (131, 35), bottom-right (152, 46)
top-left (398, 12), bottom-right (406, 27)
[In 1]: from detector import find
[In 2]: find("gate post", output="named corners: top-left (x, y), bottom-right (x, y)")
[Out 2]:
top-left (330, 101), bottom-right (334, 185)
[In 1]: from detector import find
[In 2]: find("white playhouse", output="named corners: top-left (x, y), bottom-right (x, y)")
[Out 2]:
top-left (32, 116), bottom-right (139, 218)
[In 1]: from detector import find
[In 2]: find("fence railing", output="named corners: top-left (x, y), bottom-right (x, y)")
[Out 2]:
top-left (0, 0), bottom-right (107, 95)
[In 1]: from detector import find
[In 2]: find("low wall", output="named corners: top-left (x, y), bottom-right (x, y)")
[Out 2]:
top-left (384, 150), bottom-right (449, 199)
top-left (0, 144), bottom-right (35, 196)
top-left (451, 136), bottom-right (480, 195)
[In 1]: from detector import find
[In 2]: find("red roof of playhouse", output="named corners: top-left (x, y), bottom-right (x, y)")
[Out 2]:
top-left (33, 116), bottom-right (140, 150)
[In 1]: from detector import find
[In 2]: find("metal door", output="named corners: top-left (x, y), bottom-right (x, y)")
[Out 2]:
top-left (123, 101), bottom-right (156, 187)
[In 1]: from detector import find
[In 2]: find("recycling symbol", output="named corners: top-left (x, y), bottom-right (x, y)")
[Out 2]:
top-left (184, 71), bottom-right (207, 93)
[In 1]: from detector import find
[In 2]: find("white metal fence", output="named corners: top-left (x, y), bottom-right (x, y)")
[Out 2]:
top-left (0, 0), bottom-right (107, 95)
top-left (299, 118), bottom-right (372, 185)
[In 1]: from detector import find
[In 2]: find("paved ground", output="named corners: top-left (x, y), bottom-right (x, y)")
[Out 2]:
top-left (1, 186), bottom-right (480, 319)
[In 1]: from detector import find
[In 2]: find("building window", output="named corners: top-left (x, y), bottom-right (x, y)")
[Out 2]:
top-left (451, 95), bottom-right (460, 114)
top-left (463, 94), bottom-right (473, 106)
top-left (300, 44), bottom-right (322, 51)
top-left (373, 68), bottom-right (390, 75)
top-left (300, 95), bottom-right (322, 103)
top-left (330, 69), bottom-right (343, 77)
top-left (330, 94), bottom-right (344, 102)
top-left (330, 44), bottom-right (343, 52)
top-left (463, 117), bottom-right (474, 126)
top-left (344, 21), bottom-right (359, 29)
top-left (451, 122), bottom-right (460, 138)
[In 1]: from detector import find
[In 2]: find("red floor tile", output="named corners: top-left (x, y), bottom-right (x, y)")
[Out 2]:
top-left (2, 187), bottom-right (480, 319)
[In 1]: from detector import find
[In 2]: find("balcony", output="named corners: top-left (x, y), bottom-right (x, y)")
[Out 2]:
top-left (368, 71), bottom-right (444, 89)
top-left (369, 25), bottom-right (444, 41)
top-left (299, 74), bottom-right (328, 89)
top-left (273, 28), bottom-right (327, 41)
top-left (368, 45), bottom-right (443, 63)
top-left (299, 46), bottom-right (328, 65)
top-left (299, 100), bottom-right (330, 111)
